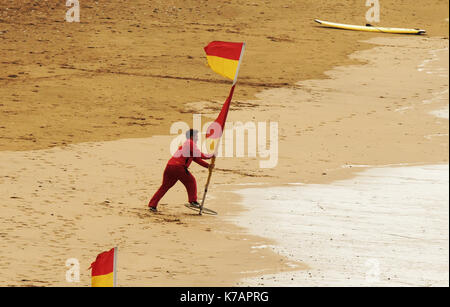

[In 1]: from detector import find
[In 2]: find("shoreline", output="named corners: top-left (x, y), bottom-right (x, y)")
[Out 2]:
top-left (213, 35), bottom-right (449, 285)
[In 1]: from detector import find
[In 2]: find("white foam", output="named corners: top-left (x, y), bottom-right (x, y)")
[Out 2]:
top-left (232, 165), bottom-right (449, 286)
top-left (424, 133), bottom-right (449, 140)
top-left (417, 47), bottom-right (449, 121)
top-left (430, 105), bottom-right (449, 119)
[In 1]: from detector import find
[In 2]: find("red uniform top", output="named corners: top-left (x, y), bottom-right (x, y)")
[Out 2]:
top-left (168, 139), bottom-right (212, 169)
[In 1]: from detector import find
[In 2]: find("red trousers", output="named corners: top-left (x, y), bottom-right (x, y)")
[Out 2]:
top-left (148, 165), bottom-right (197, 208)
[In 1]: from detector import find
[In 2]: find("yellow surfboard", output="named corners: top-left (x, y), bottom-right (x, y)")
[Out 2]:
top-left (314, 19), bottom-right (426, 35)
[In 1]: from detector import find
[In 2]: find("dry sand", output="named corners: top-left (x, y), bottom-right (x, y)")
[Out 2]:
top-left (0, 1), bottom-right (449, 286)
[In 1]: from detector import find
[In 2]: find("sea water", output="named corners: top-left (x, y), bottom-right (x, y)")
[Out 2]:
top-left (232, 164), bottom-right (449, 286)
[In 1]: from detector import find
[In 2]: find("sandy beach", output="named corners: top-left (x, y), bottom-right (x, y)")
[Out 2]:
top-left (0, 1), bottom-right (448, 286)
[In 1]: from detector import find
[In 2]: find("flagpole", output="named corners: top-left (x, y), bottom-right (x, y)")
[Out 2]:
top-left (232, 42), bottom-right (246, 86)
top-left (113, 247), bottom-right (117, 287)
top-left (199, 42), bottom-right (245, 216)
top-left (199, 156), bottom-right (215, 215)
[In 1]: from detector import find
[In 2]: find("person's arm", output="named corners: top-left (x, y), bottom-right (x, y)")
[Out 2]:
top-left (193, 157), bottom-right (210, 169)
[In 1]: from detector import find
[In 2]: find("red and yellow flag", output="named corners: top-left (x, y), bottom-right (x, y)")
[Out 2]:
top-left (89, 247), bottom-right (117, 287)
top-left (203, 41), bottom-right (245, 153)
top-left (204, 41), bottom-right (245, 82)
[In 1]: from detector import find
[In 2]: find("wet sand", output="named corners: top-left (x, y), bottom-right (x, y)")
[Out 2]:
top-left (0, 137), bottom-right (303, 287)
top-left (0, 1), bottom-right (448, 151)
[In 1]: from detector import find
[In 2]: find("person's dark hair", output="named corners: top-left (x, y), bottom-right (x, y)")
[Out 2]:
top-left (186, 129), bottom-right (198, 139)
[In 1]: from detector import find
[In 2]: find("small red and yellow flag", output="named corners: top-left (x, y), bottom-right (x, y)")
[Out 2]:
top-left (89, 247), bottom-right (117, 287)
top-left (204, 41), bottom-right (245, 83)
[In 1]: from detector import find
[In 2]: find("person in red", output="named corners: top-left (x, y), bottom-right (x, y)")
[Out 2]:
top-left (148, 129), bottom-right (214, 212)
